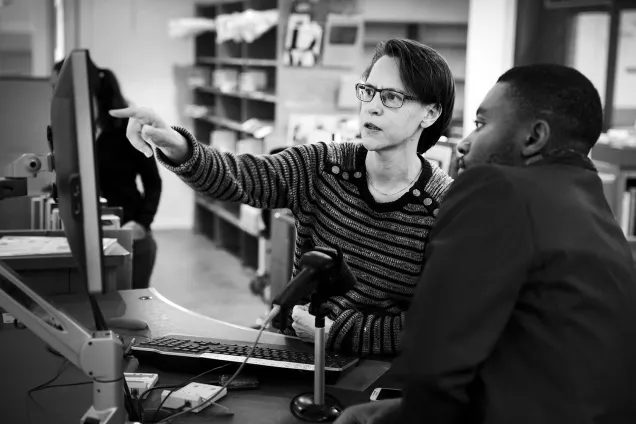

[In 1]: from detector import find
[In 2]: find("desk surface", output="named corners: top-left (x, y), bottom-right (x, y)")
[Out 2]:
top-left (0, 288), bottom-right (392, 423)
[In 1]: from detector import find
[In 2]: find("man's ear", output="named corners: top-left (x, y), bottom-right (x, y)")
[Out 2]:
top-left (521, 120), bottom-right (550, 157)
top-left (420, 104), bottom-right (442, 129)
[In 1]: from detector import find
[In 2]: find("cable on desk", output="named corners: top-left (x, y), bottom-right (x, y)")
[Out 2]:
top-left (146, 363), bottom-right (232, 423)
top-left (40, 330), bottom-right (140, 420)
top-left (155, 305), bottom-right (281, 424)
top-left (124, 375), bottom-right (142, 422)
top-left (35, 381), bottom-right (92, 390)
top-left (27, 359), bottom-right (69, 403)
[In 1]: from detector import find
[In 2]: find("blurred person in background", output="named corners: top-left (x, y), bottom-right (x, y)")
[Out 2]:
top-left (52, 57), bottom-right (162, 289)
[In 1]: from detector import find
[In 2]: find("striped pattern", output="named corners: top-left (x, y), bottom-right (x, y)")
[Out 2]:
top-left (160, 127), bottom-right (453, 356)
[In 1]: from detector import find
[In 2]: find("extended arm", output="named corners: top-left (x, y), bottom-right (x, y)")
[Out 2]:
top-left (393, 166), bottom-right (534, 423)
top-left (157, 127), bottom-right (327, 211)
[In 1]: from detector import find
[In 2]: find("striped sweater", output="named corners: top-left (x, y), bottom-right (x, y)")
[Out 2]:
top-left (158, 127), bottom-right (453, 356)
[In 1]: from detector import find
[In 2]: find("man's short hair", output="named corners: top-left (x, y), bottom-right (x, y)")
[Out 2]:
top-left (497, 64), bottom-right (603, 153)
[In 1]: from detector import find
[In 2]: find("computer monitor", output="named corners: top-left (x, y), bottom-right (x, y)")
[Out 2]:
top-left (50, 49), bottom-right (106, 294)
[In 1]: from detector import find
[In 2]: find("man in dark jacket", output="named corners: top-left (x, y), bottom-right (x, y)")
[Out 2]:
top-left (336, 64), bottom-right (636, 424)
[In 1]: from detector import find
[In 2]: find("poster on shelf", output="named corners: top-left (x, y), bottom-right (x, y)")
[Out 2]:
top-left (283, 14), bottom-right (323, 67)
top-left (287, 114), bottom-right (359, 146)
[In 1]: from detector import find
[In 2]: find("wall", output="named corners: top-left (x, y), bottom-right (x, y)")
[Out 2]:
top-left (463, 0), bottom-right (517, 137)
top-left (29, 0), bottom-right (55, 77)
top-left (363, 0), bottom-right (469, 24)
top-left (0, 0), bottom-right (32, 75)
top-left (73, 0), bottom-right (208, 229)
top-left (570, 9), bottom-right (636, 126)
top-left (616, 10), bottom-right (636, 110)
top-left (570, 13), bottom-right (610, 105)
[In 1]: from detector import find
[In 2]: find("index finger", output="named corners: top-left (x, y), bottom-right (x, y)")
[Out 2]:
top-left (109, 106), bottom-right (149, 122)
top-left (125, 118), bottom-right (154, 158)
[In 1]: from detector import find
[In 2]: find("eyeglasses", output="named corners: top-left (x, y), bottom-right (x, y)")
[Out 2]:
top-left (355, 83), bottom-right (418, 109)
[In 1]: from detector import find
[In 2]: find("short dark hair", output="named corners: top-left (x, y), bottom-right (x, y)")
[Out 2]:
top-left (497, 64), bottom-right (603, 153)
top-left (53, 58), bottom-right (128, 131)
top-left (362, 38), bottom-right (456, 154)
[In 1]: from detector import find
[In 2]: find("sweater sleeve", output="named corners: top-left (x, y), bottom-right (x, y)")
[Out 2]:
top-left (325, 303), bottom-right (404, 356)
top-left (155, 126), bottom-right (328, 211)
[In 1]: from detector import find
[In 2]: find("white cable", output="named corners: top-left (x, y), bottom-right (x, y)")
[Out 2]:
top-left (156, 305), bottom-right (281, 423)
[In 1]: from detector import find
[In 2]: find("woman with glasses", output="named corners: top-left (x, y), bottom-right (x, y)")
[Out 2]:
top-left (110, 38), bottom-right (456, 356)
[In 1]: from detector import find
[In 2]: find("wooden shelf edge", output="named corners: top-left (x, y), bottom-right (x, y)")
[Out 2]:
top-left (364, 39), bottom-right (467, 49)
top-left (195, 196), bottom-right (260, 238)
top-left (364, 18), bottom-right (468, 26)
top-left (198, 115), bottom-right (245, 132)
top-left (196, 86), bottom-right (277, 103)
top-left (197, 57), bottom-right (277, 67)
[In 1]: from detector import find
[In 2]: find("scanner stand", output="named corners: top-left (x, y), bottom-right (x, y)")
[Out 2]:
top-left (290, 292), bottom-right (343, 422)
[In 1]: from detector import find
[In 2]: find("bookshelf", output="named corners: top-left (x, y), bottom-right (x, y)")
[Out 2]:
top-left (190, 0), bottom-right (280, 271)
top-left (186, 0), bottom-right (469, 272)
top-left (592, 142), bottom-right (636, 257)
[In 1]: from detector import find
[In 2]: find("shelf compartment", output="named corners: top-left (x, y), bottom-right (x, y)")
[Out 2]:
top-left (198, 115), bottom-right (245, 132)
top-left (195, 196), bottom-right (259, 238)
top-left (198, 57), bottom-right (278, 67)
top-left (196, 86), bottom-right (277, 103)
top-left (592, 143), bottom-right (636, 169)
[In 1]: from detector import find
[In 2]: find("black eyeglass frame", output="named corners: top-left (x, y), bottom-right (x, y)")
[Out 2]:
top-left (355, 83), bottom-right (418, 109)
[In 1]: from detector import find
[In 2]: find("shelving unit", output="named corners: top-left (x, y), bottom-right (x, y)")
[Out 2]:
top-left (592, 142), bottom-right (636, 259)
top-left (190, 0), bottom-right (279, 271)
top-left (187, 0), bottom-right (470, 272)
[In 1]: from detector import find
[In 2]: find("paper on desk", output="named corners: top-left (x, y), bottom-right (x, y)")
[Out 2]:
top-left (0, 236), bottom-right (117, 257)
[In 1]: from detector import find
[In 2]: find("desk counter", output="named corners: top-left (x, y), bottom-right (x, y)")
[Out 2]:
top-left (0, 288), bottom-right (392, 423)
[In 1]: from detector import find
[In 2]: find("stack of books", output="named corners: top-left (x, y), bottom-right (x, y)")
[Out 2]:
top-left (30, 195), bottom-right (121, 230)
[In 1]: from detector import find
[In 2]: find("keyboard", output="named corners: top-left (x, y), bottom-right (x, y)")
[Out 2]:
top-left (131, 334), bottom-right (359, 382)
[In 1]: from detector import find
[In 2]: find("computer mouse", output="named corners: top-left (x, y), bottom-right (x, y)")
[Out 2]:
top-left (106, 317), bottom-right (149, 331)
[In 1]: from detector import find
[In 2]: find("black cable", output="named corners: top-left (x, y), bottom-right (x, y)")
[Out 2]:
top-left (27, 359), bottom-right (69, 403)
top-left (34, 381), bottom-right (92, 390)
top-left (148, 363), bottom-right (231, 423)
top-left (25, 359), bottom-right (70, 424)
top-left (87, 293), bottom-right (108, 332)
top-left (40, 343), bottom-right (139, 422)
top-left (156, 306), bottom-right (280, 424)
top-left (124, 378), bottom-right (140, 422)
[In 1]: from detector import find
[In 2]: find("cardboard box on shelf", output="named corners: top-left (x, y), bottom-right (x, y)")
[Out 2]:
top-left (212, 69), bottom-right (239, 92)
top-left (187, 67), bottom-right (211, 88)
top-left (239, 70), bottom-right (268, 92)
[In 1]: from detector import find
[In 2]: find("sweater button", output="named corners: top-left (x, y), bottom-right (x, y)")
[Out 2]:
top-left (433, 208), bottom-right (439, 216)
top-left (331, 166), bottom-right (340, 174)
top-left (342, 171), bottom-right (349, 180)
top-left (423, 198), bottom-right (432, 206)
top-left (353, 171), bottom-right (362, 178)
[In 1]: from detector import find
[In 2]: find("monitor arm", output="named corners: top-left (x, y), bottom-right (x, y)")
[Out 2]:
top-left (0, 261), bottom-right (132, 423)
top-left (0, 153), bottom-right (54, 200)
